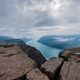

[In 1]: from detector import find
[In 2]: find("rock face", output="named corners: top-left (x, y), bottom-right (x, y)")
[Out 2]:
top-left (0, 40), bottom-right (48, 80)
top-left (59, 61), bottom-right (80, 80)
top-left (23, 45), bottom-right (47, 67)
top-left (59, 48), bottom-right (80, 62)
top-left (41, 58), bottom-right (63, 80)
top-left (58, 48), bottom-right (80, 80)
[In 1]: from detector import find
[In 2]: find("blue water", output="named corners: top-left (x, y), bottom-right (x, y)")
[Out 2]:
top-left (26, 35), bottom-right (80, 59)
top-left (26, 40), bottom-right (62, 59)
top-left (1, 35), bottom-right (80, 59)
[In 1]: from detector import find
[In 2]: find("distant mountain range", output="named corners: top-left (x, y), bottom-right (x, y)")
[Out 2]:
top-left (0, 36), bottom-right (31, 44)
top-left (38, 35), bottom-right (80, 49)
top-left (0, 36), bottom-right (13, 41)
top-left (1, 35), bottom-right (80, 50)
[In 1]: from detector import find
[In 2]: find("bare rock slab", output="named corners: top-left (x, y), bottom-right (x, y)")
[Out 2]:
top-left (41, 58), bottom-right (63, 80)
top-left (0, 44), bottom-right (37, 80)
top-left (59, 61), bottom-right (80, 80)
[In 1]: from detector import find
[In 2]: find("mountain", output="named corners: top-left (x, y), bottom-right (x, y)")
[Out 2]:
top-left (0, 36), bottom-right (31, 44)
top-left (38, 35), bottom-right (80, 49)
top-left (0, 36), bottom-right (13, 41)
top-left (0, 36), bottom-right (24, 45)
top-left (2, 39), bottom-right (26, 45)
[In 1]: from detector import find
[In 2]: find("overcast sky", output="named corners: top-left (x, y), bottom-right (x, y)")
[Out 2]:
top-left (0, 0), bottom-right (80, 38)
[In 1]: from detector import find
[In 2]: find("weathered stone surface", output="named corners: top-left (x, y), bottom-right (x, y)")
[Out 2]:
top-left (59, 48), bottom-right (80, 62)
top-left (1, 39), bottom-right (80, 80)
top-left (41, 58), bottom-right (63, 80)
top-left (59, 61), bottom-right (80, 80)
top-left (26, 68), bottom-right (49, 80)
top-left (0, 44), bottom-right (37, 80)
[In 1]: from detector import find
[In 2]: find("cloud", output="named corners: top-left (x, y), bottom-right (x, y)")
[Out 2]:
top-left (0, 0), bottom-right (80, 38)
top-left (53, 37), bottom-right (76, 42)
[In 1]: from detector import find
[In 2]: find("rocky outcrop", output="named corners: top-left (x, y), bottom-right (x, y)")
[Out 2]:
top-left (41, 58), bottom-right (63, 80)
top-left (59, 48), bottom-right (80, 62)
top-left (0, 40), bottom-right (48, 80)
top-left (0, 39), bottom-right (47, 67)
top-left (0, 44), bottom-right (36, 80)
top-left (59, 61), bottom-right (80, 80)
top-left (58, 48), bottom-right (80, 80)
top-left (0, 39), bottom-right (80, 80)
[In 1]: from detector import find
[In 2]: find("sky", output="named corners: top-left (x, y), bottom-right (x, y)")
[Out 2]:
top-left (0, 0), bottom-right (80, 38)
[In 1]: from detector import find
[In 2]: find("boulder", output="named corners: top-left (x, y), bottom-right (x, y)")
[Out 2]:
top-left (59, 48), bottom-right (80, 62)
top-left (26, 68), bottom-right (49, 80)
top-left (59, 61), bottom-right (80, 80)
top-left (41, 58), bottom-right (63, 80)
top-left (0, 44), bottom-right (37, 80)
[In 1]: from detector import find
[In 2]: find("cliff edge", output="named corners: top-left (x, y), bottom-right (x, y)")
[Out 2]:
top-left (0, 39), bottom-right (80, 80)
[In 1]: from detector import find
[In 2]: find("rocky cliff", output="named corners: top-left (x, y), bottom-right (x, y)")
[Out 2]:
top-left (0, 39), bottom-right (80, 80)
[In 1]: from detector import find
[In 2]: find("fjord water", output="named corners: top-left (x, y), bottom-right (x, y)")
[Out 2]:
top-left (26, 35), bottom-right (80, 59)
top-left (26, 40), bottom-right (62, 59)
top-left (0, 35), bottom-right (80, 59)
